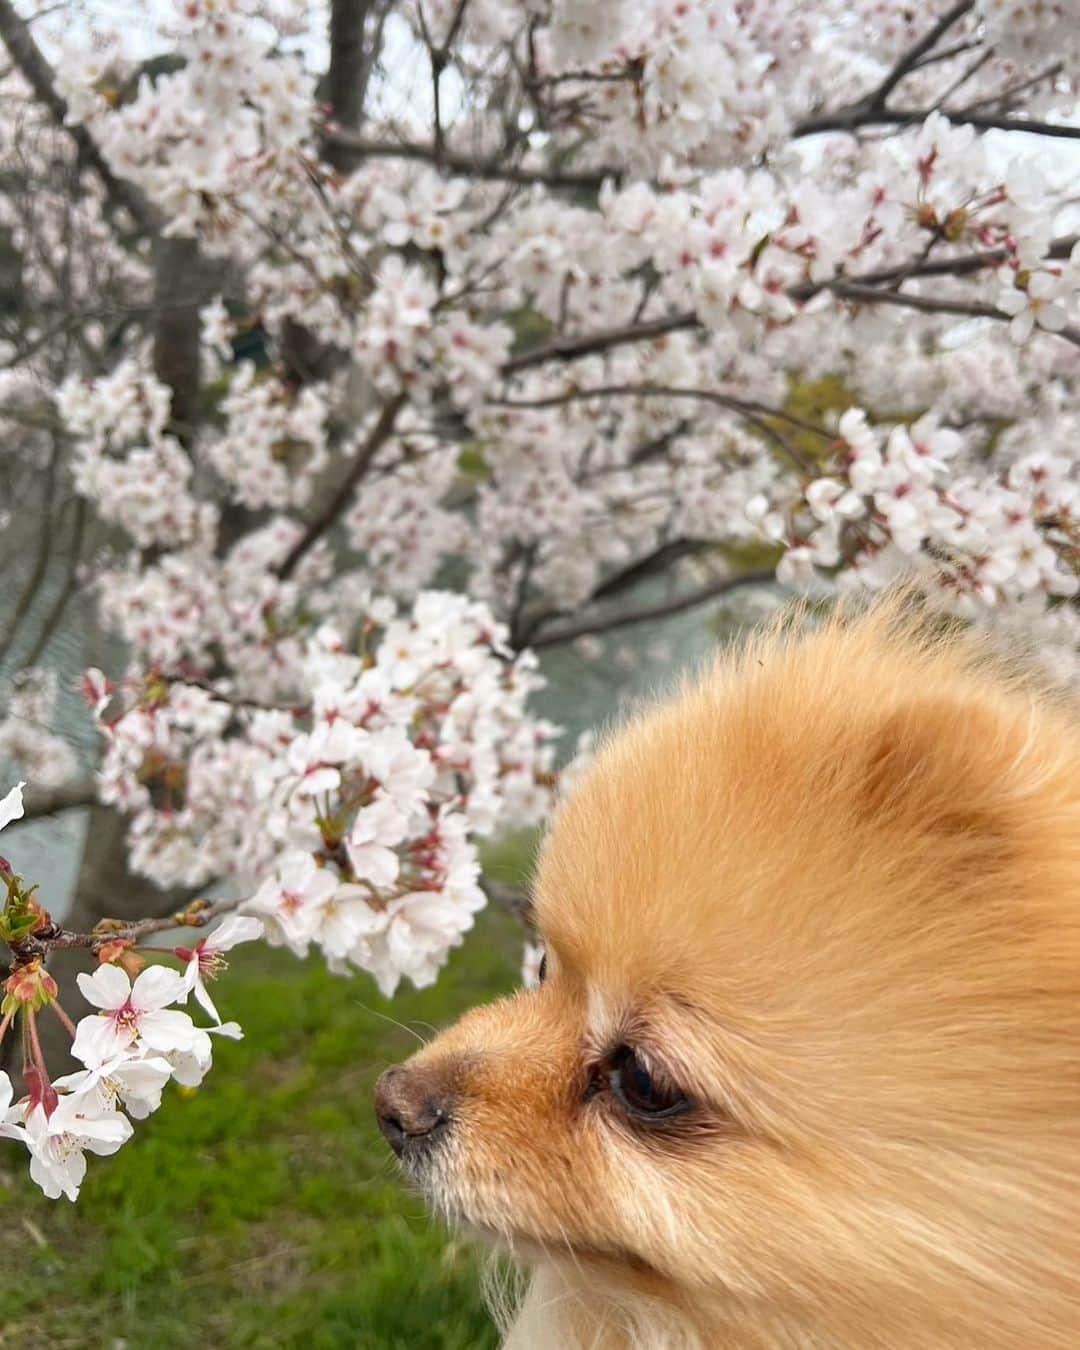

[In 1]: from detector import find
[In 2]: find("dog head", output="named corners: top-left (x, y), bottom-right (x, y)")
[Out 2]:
top-left (375, 602), bottom-right (1080, 1343)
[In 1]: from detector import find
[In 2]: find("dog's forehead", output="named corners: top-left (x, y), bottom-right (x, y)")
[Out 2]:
top-left (532, 687), bottom-right (771, 979)
top-left (532, 616), bottom-right (1065, 1023)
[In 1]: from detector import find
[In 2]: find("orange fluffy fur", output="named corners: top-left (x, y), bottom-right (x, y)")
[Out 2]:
top-left (380, 597), bottom-right (1080, 1347)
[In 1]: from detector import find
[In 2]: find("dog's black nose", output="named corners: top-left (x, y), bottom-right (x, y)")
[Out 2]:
top-left (374, 1064), bottom-right (451, 1156)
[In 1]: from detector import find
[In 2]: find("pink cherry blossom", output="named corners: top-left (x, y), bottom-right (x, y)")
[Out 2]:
top-left (176, 916), bottom-right (265, 1025)
top-left (73, 965), bottom-right (198, 1065)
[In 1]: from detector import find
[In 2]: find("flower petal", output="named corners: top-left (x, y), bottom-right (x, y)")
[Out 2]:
top-left (77, 965), bottom-right (131, 1012)
top-left (0, 782), bottom-right (26, 832)
top-left (137, 1008), bottom-right (199, 1053)
top-left (72, 1014), bottom-right (131, 1067)
top-left (209, 1020), bottom-right (243, 1041)
top-left (205, 916), bottom-right (264, 953)
top-left (130, 964), bottom-right (187, 1012)
top-left (192, 978), bottom-right (222, 1024)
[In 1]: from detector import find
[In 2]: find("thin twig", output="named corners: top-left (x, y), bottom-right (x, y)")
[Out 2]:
top-left (529, 569), bottom-right (777, 650)
top-left (275, 393), bottom-right (406, 580)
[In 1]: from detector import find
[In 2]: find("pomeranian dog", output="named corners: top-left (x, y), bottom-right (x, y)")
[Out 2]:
top-left (375, 597), bottom-right (1080, 1348)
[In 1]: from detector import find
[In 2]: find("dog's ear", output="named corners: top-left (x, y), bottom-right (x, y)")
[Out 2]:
top-left (862, 697), bottom-right (1017, 849)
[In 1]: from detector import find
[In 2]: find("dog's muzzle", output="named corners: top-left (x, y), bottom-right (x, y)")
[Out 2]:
top-left (374, 1063), bottom-right (452, 1158)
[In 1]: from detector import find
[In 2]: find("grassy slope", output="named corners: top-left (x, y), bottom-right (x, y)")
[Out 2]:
top-left (0, 902), bottom-right (526, 1350)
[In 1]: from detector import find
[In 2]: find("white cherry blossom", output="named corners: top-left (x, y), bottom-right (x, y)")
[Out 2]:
top-left (177, 916), bottom-right (265, 1025)
top-left (23, 1094), bottom-right (134, 1202)
top-left (73, 965), bottom-right (199, 1065)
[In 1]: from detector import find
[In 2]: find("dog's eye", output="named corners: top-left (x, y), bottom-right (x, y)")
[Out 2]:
top-left (608, 1045), bottom-right (688, 1119)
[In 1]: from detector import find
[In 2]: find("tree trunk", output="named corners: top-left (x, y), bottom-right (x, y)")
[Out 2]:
top-left (153, 234), bottom-right (204, 437)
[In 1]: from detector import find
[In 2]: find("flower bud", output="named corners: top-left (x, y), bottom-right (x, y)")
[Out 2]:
top-left (118, 949), bottom-right (147, 979)
top-left (2, 960), bottom-right (58, 1014)
top-left (23, 1063), bottom-right (58, 1117)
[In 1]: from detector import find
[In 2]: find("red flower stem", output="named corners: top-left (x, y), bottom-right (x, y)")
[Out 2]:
top-left (50, 999), bottom-right (78, 1039)
top-left (0, 1006), bottom-right (14, 1048)
top-left (27, 1009), bottom-right (49, 1083)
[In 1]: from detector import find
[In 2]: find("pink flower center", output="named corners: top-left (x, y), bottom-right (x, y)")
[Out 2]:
top-left (111, 1001), bottom-right (141, 1035)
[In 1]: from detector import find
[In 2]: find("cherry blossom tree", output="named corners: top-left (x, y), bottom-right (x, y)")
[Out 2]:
top-left (0, 0), bottom-right (1078, 1198)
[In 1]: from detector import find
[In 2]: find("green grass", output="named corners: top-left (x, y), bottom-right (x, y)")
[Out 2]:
top-left (0, 905), bottom-right (526, 1350)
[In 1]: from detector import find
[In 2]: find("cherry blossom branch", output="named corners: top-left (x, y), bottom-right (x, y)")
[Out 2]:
top-left (791, 233), bottom-right (1079, 299)
top-left (829, 281), bottom-right (1080, 346)
top-left (960, 60), bottom-right (1064, 113)
top-left (275, 392), bottom-right (406, 580)
top-left (0, 0), bottom-right (158, 233)
top-left (796, 105), bottom-right (1080, 140)
top-left (590, 538), bottom-right (716, 602)
top-left (791, 0), bottom-right (1080, 142)
top-left (5, 897), bottom-right (244, 967)
top-left (501, 312), bottom-right (698, 373)
top-left (492, 384), bottom-right (830, 469)
top-left (869, 0), bottom-right (976, 110)
top-left (531, 64), bottom-right (643, 89)
top-left (512, 536), bottom-right (714, 647)
top-left (318, 126), bottom-right (618, 190)
top-left (501, 231), bottom-right (1080, 372)
top-left (528, 569), bottom-right (777, 650)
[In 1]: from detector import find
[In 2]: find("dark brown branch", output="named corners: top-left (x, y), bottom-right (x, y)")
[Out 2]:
top-left (319, 126), bottom-right (618, 190)
top-left (275, 392), bottom-right (406, 580)
top-left (513, 535), bottom-right (712, 647)
top-left (829, 281), bottom-right (1080, 346)
top-left (492, 383), bottom-right (823, 460)
top-left (530, 569), bottom-right (776, 650)
top-left (500, 230), bottom-right (1080, 372)
top-left (502, 312), bottom-right (698, 374)
top-left (492, 382), bottom-right (826, 481)
top-left (440, 0), bottom-right (472, 52)
top-left (591, 538), bottom-right (712, 602)
top-left (959, 60), bottom-right (1063, 113)
top-left (870, 0), bottom-right (976, 109)
top-left (12, 897), bottom-right (242, 964)
top-left (791, 233), bottom-right (1077, 300)
top-left (481, 878), bottom-right (530, 925)
top-left (796, 105), bottom-right (1080, 141)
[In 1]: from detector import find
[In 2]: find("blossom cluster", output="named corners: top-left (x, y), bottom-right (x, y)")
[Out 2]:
top-left (90, 591), bottom-right (556, 992)
top-left (0, 785), bottom-right (252, 1200)
top-left (55, 0), bottom-right (313, 237)
top-left (748, 408), bottom-right (1080, 676)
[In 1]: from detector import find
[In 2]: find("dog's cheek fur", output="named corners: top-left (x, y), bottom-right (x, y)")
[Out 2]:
top-left (402, 995), bottom-right (843, 1305)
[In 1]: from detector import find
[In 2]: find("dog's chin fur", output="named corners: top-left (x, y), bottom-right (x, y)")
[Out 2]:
top-left (385, 596), bottom-right (1080, 1348)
